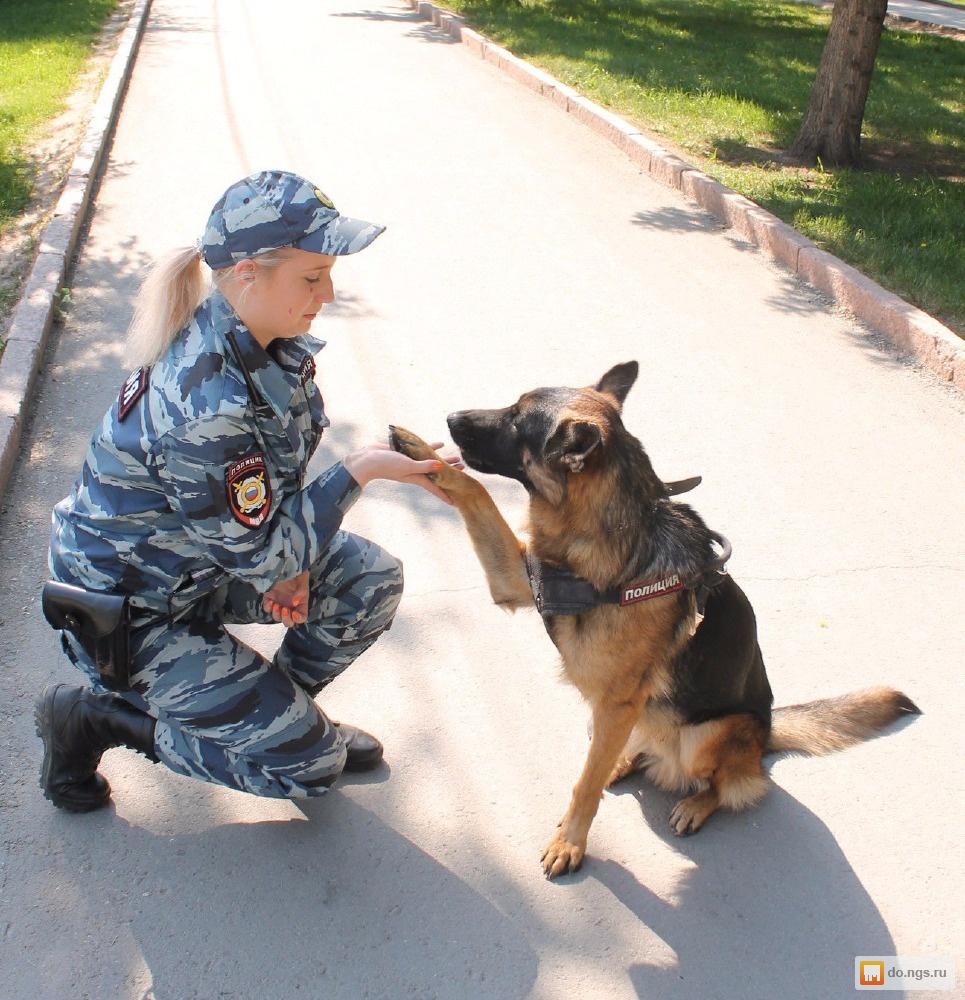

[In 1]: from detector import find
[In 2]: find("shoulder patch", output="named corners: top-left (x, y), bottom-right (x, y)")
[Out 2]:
top-left (118, 367), bottom-right (150, 421)
top-left (226, 453), bottom-right (272, 528)
top-left (298, 354), bottom-right (316, 386)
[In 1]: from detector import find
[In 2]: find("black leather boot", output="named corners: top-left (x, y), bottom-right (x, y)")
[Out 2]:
top-left (34, 684), bottom-right (158, 812)
top-left (300, 683), bottom-right (384, 772)
top-left (335, 723), bottom-right (384, 772)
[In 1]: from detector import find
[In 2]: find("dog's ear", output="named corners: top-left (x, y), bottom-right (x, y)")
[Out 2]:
top-left (547, 419), bottom-right (603, 474)
top-left (527, 420), bottom-right (602, 505)
top-left (595, 361), bottom-right (638, 408)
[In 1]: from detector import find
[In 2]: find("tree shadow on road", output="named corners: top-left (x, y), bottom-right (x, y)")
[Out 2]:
top-left (333, 6), bottom-right (460, 45)
top-left (631, 206), bottom-right (724, 235)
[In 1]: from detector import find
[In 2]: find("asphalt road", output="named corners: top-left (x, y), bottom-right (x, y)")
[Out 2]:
top-left (0, 1), bottom-right (963, 998)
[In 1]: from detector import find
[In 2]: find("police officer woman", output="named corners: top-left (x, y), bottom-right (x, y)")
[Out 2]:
top-left (36, 170), bottom-right (453, 811)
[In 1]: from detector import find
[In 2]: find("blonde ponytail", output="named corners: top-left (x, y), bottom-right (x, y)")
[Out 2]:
top-left (126, 244), bottom-right (299, 365)
top-left (126, 246), bottom-right (208, 366)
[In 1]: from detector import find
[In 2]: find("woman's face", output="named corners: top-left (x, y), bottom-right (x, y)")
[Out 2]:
top-left (237, 248), bottom-right (337, 347)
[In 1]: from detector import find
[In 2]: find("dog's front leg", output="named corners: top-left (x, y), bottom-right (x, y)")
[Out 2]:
top-left (389, 425), bottom-right (533, 610)
top-left (542, 699), bottom-right (640, 878)
top-left (447, 480), bottom-right (534, 610)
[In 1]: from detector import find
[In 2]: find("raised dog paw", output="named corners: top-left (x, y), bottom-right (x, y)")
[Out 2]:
top-left (540, 834), bottom-right (585, 878)
top-left (388, 425), bottom-right (469, 493)
top-left (388, 425), bottom-right (438, 462)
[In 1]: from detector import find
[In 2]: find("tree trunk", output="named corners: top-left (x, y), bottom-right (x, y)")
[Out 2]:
top-left (788, 0), bottom-right (888, 168)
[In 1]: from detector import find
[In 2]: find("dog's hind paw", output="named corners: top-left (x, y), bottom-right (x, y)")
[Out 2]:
top-left (540, 834), bottom-right (585, 878)
top-left (669, 790), bottom-right (719, 836)
top-left (606, 754), bottom-right (645, 787)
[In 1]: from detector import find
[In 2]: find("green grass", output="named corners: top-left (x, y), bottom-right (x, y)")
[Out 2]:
top-left (0, 0), bottom-right (118, 232)
top-left (445, 0), bottom-right (965, 334)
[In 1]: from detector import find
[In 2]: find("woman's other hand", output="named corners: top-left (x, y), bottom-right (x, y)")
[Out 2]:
top-left (263, 569), bottom-right (310, 626)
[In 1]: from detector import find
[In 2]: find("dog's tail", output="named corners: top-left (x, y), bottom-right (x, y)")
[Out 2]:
top-left (767, 686), bottom-right (920, 756)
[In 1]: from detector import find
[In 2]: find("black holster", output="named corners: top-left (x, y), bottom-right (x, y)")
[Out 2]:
top-left (42, 581), bottom-right (132, 690)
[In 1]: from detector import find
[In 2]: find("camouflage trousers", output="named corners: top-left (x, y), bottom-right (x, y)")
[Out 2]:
top-left (68, 531), bottom-right (403, 798)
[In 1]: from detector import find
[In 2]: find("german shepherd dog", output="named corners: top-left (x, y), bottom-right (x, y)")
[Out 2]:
top-left (390, 362), bottom-right (919, 878)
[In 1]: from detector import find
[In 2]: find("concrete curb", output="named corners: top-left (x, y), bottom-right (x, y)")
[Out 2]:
top-left (0, 0), bottom-right (153, 501)
top-left (409, 0), bottom-right (965, 394)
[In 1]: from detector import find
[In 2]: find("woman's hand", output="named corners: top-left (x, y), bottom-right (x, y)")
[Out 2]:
top-left (343, 441), bottom-right (462, 504)
top-left (263, 569), bottom-right (310, 626)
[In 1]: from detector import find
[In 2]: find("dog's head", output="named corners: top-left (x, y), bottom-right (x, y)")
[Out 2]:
top-left (447, 361), bottom-right (639, 506)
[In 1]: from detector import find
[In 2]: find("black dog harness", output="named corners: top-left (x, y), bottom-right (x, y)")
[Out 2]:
top-left (525, 530), bottom-right (732, 618)
top-left (523, 476), bottom-right (732, 619)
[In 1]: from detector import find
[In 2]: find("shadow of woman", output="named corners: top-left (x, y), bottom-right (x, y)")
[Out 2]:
top-left (594, 782), bottom-right (905, 999)
top-left (66, 797), bottom-right (538, 1000)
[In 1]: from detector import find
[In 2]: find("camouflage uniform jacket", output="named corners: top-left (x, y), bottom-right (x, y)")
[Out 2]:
top-left (49, 290), bottom-right (361, 616)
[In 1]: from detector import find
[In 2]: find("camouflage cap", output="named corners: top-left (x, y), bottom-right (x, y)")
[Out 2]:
top-left (200, 170), bottom-right (385, 269)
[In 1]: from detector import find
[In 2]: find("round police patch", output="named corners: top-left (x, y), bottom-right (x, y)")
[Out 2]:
top-left (226, 453), bottom-right (272, 528)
